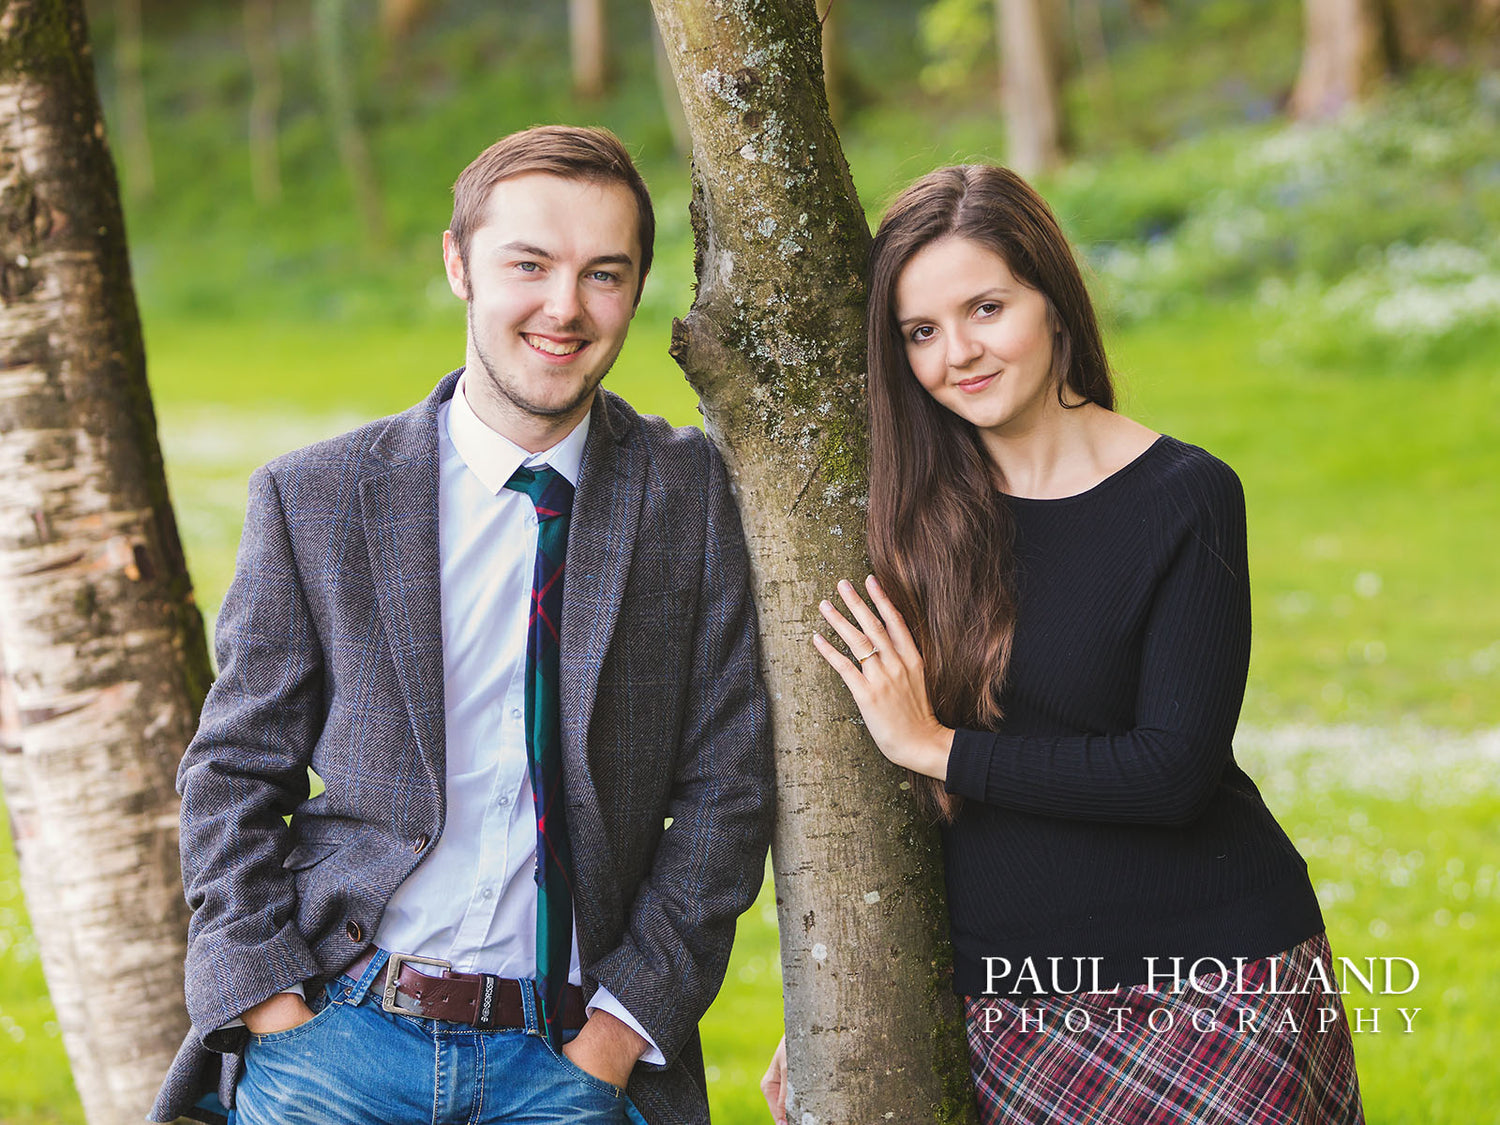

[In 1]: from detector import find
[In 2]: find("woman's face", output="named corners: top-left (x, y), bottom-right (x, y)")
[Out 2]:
top-left (894, 236), bottom-right (1059, 441)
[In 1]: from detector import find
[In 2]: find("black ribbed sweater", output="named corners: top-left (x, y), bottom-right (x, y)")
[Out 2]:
top-left (942, 435), bottom-right (1324, 997)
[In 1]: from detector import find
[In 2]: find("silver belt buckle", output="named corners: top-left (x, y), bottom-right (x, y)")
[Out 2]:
top-left (382, 952), bottom-right (452, 1015)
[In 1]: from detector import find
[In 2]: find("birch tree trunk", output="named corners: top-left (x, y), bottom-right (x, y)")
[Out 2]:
top-left (379, 0), bottom-right (435, 43)
top-left (997, 0), bottom-right (1068, 176)
top-left (817, 0), bottom-right (847, 124)
top-left (651, 20), bottom-right (690, 155)
top-left (1290, 0), bottom-right (1397, 120)
top-left (570, 0), bottom-right (609, 99)
top-left (0, 3), bottom-right (211, 1123)
top-left (245, 0), bottom-right (281, 205)
top-left (649, 2), bottom-right (976, 1121)
top-left (113, 0), bottom-right (152, 199)
top-left (313, 0), bottom-right (385, 240)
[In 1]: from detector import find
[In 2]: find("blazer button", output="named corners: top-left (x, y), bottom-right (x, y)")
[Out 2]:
top-left (412, 834), bottom-right (429, 853)
top-left (346, 920), bottom-right (363, 943)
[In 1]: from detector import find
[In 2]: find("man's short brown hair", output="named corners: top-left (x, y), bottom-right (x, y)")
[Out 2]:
top-left (450, 125), bottom-right (655, 298)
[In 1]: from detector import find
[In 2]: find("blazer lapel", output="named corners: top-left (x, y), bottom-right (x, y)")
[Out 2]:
top-left (562, 390), bottom-right (645, 752)
top-left (560, 391), bottom-right (644, 845)
top-left (360, 371), bottom-right (460, 784)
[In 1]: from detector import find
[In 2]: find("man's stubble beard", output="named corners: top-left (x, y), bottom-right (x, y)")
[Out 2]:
top-left (466, 299), bottom-right (612, 422)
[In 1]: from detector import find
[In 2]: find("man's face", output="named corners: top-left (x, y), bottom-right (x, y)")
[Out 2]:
top-left (443, 172), bottom-right (643, 449)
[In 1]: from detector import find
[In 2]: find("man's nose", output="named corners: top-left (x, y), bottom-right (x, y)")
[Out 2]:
top-left (542, 277), bottom-right (583, 324)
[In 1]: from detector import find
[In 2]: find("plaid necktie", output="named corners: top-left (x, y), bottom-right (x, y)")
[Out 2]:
top-left (505, 463), bottom-right (575, 1047)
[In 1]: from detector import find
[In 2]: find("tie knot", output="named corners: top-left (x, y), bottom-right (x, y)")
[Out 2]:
top-left (505, 464), bottom-right (574, 522)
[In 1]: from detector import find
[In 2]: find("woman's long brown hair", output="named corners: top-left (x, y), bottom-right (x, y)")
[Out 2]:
top-left (866, 165), bottom-right (1115, 821)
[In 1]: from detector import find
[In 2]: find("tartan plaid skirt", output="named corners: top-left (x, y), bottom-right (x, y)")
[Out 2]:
top-left (964, 932), bottom-right (1364, 1124)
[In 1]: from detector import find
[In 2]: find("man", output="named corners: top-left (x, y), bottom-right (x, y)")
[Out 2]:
top-left (149, 126), bottom-right (774, 1125)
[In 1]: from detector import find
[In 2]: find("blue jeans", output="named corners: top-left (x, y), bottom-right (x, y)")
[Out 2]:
top-left (232, 950), bottom-right (645, 1125)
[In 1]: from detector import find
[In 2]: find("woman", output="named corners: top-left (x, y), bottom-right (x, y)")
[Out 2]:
top-left (765, 165), bottom-right (1363, 1124)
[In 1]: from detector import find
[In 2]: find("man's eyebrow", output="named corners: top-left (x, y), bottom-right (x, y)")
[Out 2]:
top-left (495, 241), bottom-right (555, 259)
top-left (493, 243), bottom-right (634, 271)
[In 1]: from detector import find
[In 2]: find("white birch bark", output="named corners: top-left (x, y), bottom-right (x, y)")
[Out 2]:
top-left (0, 2), bottom-right (210, 1121)
top-left (570, 0), bottom-right (609, 99)
top-left (997, 0), bottom-right (1067, 176)
top-left (1291, 0), bottom-right (1395, 120)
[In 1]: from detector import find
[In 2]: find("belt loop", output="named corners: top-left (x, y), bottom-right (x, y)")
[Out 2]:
top-left (345, 947), bottom-right (390, 1007)
top-left (518, 977), bottom-right (542, 1036)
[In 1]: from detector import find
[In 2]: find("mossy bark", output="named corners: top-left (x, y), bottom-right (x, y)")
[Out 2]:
top-left (649, 1), bottom-right (976, 1121)
top-left (0, 2), bottom-right (208, 1121)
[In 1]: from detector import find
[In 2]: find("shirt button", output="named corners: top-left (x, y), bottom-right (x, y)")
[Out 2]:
top-left (481, 887), bottom-right (494, 900)
top-left (346, 920), bottom-right (364, 943)
top-left (412, 834), bottom-right (429, 853)
top-left (510, 708), bottom-right (522, 721)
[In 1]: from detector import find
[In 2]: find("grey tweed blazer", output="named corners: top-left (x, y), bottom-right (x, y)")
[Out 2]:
top-left (150, 372), bottom-right (774, 1125)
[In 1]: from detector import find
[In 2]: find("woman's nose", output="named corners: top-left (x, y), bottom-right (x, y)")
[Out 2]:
top-left (945, 327), bottom-right (983, 369)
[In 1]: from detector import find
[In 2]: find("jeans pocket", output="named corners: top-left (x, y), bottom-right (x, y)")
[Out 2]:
top-left (537, 1035), bottom-right (625, 1102)
top-left (249, 978), bottom-right (349, 1047)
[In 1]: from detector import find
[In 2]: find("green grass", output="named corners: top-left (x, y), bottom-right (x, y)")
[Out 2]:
top-left (5, 295), bottom-right (1496, 1122)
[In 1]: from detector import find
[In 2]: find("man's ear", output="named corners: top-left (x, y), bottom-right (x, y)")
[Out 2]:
top-left (442, 230), bottom-right (470, 301)
top-left (631, 267), bottom-right (650, 313)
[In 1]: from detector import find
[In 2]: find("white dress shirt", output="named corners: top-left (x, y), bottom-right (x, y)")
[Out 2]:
top-left (366, 376), bottom-right (662, 1062)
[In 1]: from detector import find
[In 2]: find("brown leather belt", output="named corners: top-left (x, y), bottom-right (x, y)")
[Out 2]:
top-left (346, 949), bottom-right (587, 1031)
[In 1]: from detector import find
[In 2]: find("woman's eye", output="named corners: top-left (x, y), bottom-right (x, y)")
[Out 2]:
top-left (909, 325), bottom-right (935, 342)
top-left (977, 302), bottom-right (1000, 316)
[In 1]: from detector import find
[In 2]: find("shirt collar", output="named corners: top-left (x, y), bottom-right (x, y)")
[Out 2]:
top-left (446, 373), bottom-right (591, 494)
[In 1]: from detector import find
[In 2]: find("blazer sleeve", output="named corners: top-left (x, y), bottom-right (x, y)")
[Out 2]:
top-left (585, 436), bottom-right (775, 1066)
top-left (176, 464), bottom-right (326, 1047)
top-left (944, 461), bottom-right (1251, 827)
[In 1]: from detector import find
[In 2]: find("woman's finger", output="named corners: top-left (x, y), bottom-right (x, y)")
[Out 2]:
top-left (760, 1036), bottom-right (788, 1125)
top-left (819, 597), bottom-right (877, 660)
top-left (836, 578), bottom-right (893, 650)
top-left (812, 632), bottom-right (871, 695)
top-left (864, 574), bottom-right (920, 661)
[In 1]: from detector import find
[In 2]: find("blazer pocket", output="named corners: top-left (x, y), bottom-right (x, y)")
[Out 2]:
top-left (282, 837), bottom-right (342, 871)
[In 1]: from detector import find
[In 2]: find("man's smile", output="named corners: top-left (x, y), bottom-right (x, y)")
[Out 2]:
top-left (523, 332), bottom-right (588, 357)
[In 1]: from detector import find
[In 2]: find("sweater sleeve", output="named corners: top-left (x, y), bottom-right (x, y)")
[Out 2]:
top-left (944, 460), bottom-right (1251, 827)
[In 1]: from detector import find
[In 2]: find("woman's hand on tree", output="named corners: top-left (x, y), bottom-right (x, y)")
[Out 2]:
top-left (812, 575), bottom-right (955, 780)
top-left (761, 1035), bottom-right (787, 1124)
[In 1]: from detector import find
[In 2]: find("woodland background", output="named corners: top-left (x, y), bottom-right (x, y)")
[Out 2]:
top-left (1, 0), bottom-right (1497, 1121)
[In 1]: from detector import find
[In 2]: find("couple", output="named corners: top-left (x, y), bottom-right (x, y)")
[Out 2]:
top-left (150, 125), bottom-right (1361, 1125)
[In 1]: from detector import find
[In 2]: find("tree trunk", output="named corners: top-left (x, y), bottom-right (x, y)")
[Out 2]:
top-left (1290, 0), bottom-right (1397, 120)
top-left (997, 0), bottom-right (1068, 176)
top-left (313, 0), bottom-right (385, 241)
top-left (818, 0), bottom-right (847, 124)
top-left (648, 2), bottom-right (976, 1122)
top-left (570, 0), bottom-right (609, 100)
top-left (1385, 0), bottom-right (1482, 65)
top-left (0, 2), bottom-right (212, 1122)
top-left (245, 0), bottom-right (281, 205)
top-left (651, 19), bottom-right (690, 155)
top-left (378, 0), bottom-right (435, 42)
top-left (113, 0), bottom-right (152, 199)
top-left (1130, 0), bottom-right (1168, 28)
